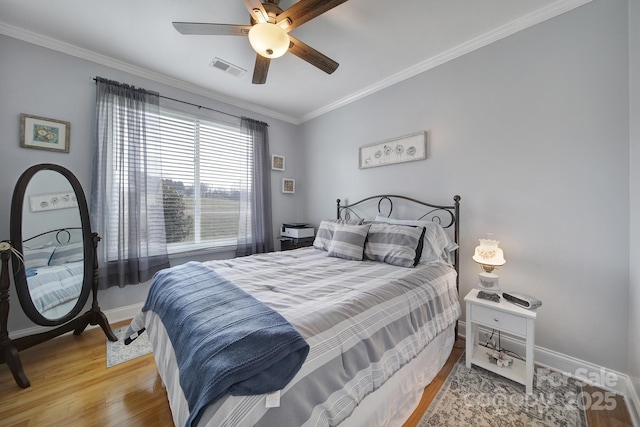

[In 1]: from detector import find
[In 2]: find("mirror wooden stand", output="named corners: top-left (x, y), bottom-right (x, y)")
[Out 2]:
top-left (0, 244), bottom-right (30, 388)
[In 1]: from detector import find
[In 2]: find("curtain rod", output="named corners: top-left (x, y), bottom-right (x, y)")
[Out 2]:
top-left (92, 77), bottom-right (257, 122)
top-left (160, 94), bottom-right (242, 120)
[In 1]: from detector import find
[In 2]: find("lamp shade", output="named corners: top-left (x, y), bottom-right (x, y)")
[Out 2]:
top-left (472, 239), bottom-right (506, 267)
top-left (248, 23), bottom-right (290, 59)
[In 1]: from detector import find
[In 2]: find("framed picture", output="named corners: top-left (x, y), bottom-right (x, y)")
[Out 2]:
top-left (282, 178), bottom-right (295, 194)
top-left (359, 131), bottom-right (426, 169)
top-left (272, 154), bottom-right (285, 171)
top-left (20, 114), bottom-right (70, 153)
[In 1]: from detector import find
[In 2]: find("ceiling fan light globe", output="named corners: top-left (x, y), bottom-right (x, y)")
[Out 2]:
top-left (248, 23), bottom-right (290, 59)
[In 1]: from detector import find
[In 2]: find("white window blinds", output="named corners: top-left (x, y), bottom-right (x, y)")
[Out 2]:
top-left (158, 110), bottom-right (252, 254)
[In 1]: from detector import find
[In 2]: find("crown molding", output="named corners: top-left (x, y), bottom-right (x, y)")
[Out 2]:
top-left (299, 0), bottom-right (593, 123)
top-left (0, 22), bottom-right (300, 125)
top-left (1, 0), bottom-right (591, 125)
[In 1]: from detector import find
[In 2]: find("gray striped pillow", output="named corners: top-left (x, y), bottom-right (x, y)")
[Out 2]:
top-left (49, 242), bottom-right (84, 266)
top-left (364, 223), bottom-right (425, 267)
top-left (374, 215), bottom-right (458, 264)
top-left (327, 224), bottom-right (371, 261)
top-left (23, 246), bottom-right (56, 268)
top-left (313, 218), bottom-right (365, 251)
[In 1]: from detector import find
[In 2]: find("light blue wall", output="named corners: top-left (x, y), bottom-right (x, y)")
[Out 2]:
top-left (300, 0), bottom-right (630, 371)
top-left (0, 35), bottom-right (303, 331)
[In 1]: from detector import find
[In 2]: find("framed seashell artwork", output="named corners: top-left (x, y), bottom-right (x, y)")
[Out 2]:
top-left (359, 131), bottom-right (426, 169)
top-left (282, 178), bottom-right (295, 194)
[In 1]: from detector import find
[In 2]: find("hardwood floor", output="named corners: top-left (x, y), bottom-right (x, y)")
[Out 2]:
top-left (0, 322), bottom-right (634, 426)
top-left (0, 320), bottom-right (173, 426)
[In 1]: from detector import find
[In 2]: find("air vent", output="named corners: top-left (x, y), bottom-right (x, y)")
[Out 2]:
top-left (209, 58), bottom-right (246, 78)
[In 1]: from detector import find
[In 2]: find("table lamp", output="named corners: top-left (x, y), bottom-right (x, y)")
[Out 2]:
top-left (472, 238), bottom-right (506, 301)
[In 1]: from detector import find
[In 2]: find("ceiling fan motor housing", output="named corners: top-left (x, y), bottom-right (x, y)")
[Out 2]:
top-left (250, 1), bottom-right (283, 25)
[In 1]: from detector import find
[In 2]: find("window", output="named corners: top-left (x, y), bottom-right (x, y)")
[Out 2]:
top-left (158, 109), bottom-right (252, 254)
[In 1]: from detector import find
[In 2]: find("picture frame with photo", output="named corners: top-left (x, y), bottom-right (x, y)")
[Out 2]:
top-left (20, 114), bottom-right (71, 153)
top-left (282, 178), bottom-right (295, 194)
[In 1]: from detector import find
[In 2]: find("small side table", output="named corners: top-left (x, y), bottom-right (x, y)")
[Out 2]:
top-left (280, 238), bottom-right (314, 251)
top-left (465, 288), bottom-right (537, 394)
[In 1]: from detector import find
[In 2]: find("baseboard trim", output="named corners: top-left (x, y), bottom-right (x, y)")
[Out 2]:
top-left (10, 303), bottom-right (144, 339)
top-left (102, 303), bottom-right (145, 324)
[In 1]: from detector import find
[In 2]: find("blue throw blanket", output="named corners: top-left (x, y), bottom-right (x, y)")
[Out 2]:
top-left (139, 262), bottom-right (309, 427)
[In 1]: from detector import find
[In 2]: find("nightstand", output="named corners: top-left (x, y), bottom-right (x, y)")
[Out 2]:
top-left (465, 288), bottom-right (537, 394)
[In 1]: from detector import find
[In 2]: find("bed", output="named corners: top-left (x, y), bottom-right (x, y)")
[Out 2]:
top-left (21, 228), bottom-right (85, 319)
top-left (126, 194), bottom-right (461, 427)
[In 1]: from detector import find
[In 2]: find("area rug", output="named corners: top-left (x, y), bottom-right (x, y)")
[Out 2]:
top-left (419, 354), bottom-right (588, 427)
top-left (106, 326), bottom-right (152, 367)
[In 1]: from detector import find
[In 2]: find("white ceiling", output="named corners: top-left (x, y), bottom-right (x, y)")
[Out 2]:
top-left (0, 0), bottom-right (590, 124)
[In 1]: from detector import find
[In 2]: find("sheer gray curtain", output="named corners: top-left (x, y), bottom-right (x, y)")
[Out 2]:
top-left (91, 77), bottom-right (170, 288)
top-left (236, 117), bottom-right (274, 257)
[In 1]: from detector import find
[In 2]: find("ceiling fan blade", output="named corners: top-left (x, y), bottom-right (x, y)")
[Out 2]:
top-left (253, 55), bottom-right (271, 84)
top-left (276, 0), bottom-right (349, 31)
top-left (288, 36), bottom-right (338, 74)
top-left (172, 22), bottom-right (250, 36)
top-left (243, 0), bottom-right (269, 23)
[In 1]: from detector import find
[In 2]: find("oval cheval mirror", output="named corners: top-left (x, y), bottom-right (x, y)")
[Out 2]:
top-left (0, 163), bottom-right (116, 389)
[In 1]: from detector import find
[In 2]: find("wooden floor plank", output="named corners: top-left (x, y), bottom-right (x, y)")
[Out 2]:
top-left (0, 323), bottom-right (633, 426)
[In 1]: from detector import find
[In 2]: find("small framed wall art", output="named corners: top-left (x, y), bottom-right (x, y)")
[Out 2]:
top-left (272, 154), bottom-right (285, 171)
top-left (359, 131), bottom-right (426, 169)
top-left (20, 114), bottom-right (71, 153)
top-left (282, 178), bottom-right (295, 194)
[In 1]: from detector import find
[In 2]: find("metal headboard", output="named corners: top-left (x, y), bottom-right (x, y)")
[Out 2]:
top-left (336, 194), bottom-right (460, 263)
top-left (23, 227), bottom-right (82, 248)
top-left (337, 194), bottom-right (461, 333)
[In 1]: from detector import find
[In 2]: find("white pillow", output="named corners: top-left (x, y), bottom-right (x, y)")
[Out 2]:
top-left (374, 215), bottom-right (458, 264)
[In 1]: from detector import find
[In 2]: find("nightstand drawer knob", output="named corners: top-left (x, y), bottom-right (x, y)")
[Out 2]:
top-left (469, 304), bottom-right (527, 335)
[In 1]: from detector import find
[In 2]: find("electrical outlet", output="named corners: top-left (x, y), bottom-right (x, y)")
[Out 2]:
top-left (481, 332), bottom-right (491, 344)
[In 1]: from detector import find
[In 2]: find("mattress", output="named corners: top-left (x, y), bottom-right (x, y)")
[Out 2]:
top-left (129, 247), bottom-right (460, 426)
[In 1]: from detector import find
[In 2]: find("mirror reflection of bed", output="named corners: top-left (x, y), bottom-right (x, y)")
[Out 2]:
top-left (20, 169), bottom-right (84, 321)
top-left (22, 228), bottom-right (84, 320)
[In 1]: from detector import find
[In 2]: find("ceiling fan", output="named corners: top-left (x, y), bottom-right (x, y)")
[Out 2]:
top-left (173, 0), bottom-right (349, 84)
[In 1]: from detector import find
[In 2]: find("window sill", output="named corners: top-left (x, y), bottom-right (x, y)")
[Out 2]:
top-left (169, 244), bottom-right (236, 258)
